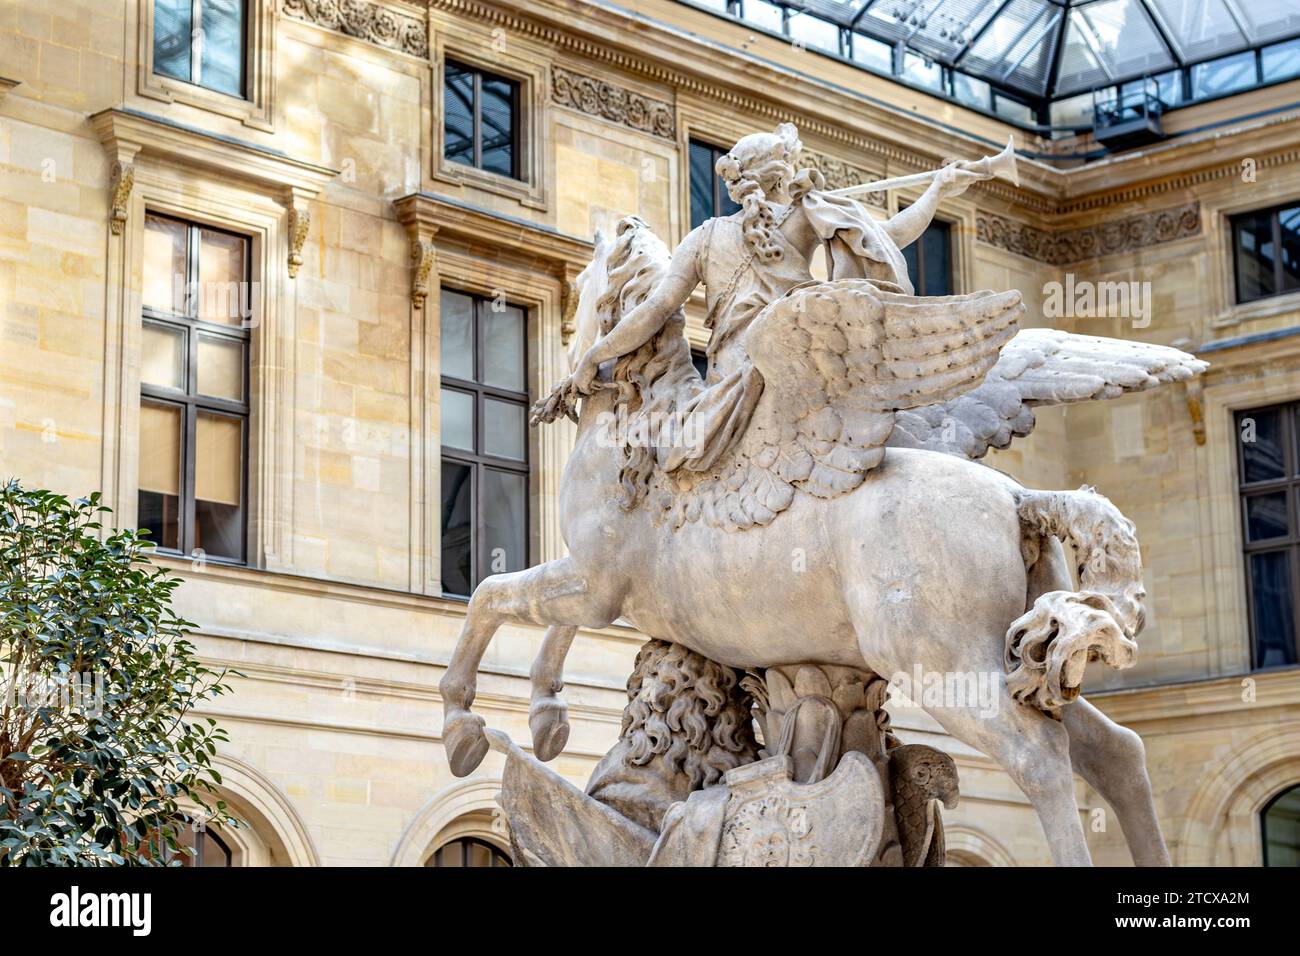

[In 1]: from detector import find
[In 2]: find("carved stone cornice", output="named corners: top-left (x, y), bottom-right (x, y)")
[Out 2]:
top-left (392, 192), bottom-right (593, 310)
top-left (975, 202), bottom-right (1202, 265)
top-left (282, 0), bottom-right (429, 58)
top-left (430, 0), bottom-right (1058, 211)
top-left (90, 108), bottom-right (338, 276)
top-left (550, 65), bottom-right (675, 141)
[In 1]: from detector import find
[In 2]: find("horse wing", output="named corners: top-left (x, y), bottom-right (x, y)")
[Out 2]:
top-left (662, 281), bottom-right (1022, 531)
top-left (741, 281), bottom-right (1023, 500)
top-left (888, 328), bottom-right (1208, 461)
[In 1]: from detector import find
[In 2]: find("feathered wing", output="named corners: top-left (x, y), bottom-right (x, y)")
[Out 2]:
top-left (888, 327), bottom-right (1208, 460)
top-left (662, 281), bottom-right (1023, 530)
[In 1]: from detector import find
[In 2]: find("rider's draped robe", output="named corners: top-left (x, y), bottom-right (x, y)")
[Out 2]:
top-left (658, 190), bottom-right (913, 474)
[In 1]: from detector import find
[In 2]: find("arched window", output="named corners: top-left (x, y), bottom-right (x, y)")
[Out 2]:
top-left (426, 837), bottom-right (511, 867)
top-left (177, 826), bottom-right (234, 867)
top-left (1261, 783), bottom-right (1300, 866)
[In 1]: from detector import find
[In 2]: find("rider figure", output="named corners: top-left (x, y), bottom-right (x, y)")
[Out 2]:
top-left (567, 123), bottom-right (986, 474)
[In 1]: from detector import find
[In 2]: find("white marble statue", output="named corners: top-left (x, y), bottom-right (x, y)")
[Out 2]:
top-left (437, 124), bottom-right (1206, 866)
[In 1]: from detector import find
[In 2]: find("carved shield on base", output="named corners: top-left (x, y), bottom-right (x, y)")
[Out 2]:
top-left (650, 751), bottom-right (887, 866)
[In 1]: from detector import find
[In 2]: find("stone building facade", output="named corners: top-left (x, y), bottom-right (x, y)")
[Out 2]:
top-left (1, 0), bottom-right (1298, 865)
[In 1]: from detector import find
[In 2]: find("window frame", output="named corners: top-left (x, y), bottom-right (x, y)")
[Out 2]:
top-left (135, 0), bottom-right (274, 131)
top-left (1235, 401), bottom-right (1300, 670)
top-left (1260, 783), bottom-right (1300, 867)
top-left (429, 40), bottom-right (546, 209)
top-left (139, 211), bottom-right (252, 566)
top-left (427, 836), bottom-right (512, 867)
top-left (688, 139), bottom-right (742, 230)
top-left (442, 58), bottom-right (521, 181)
top-left (901, 218), bottom-right (955, 296)
top-left (1231, 202), bottom-right (1300, 305)
top-left (439, 288), bottom-right (531, 598)
top-left (151, 0), bottom-right (250, 100)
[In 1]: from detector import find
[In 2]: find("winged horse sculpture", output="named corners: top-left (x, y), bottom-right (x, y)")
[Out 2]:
top-left (437, 125), bottom-right (1205, 866)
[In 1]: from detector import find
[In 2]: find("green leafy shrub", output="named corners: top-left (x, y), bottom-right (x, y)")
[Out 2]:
top-left (0, 481), bottom-right (236, 865)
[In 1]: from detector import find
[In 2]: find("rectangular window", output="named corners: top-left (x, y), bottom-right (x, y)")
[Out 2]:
top-left (153, 0), bottom-right (246, 98)
top-left (444, 60), bottom-right (520, 180)
top-left (439, 288), bottom-right (530, 597)
top-left (1232, 203), bottom-right (1300, 304)
top-left (689, 140), bottom-right (742, 230)
top-left (138, 212), bottom-right (250, 564)
top-left (1236, 402), bottom-right (1300, 670)
top-left (902, 220), bottom-right (953, 296)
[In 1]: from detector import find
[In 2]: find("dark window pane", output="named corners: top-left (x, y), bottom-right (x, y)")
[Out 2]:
top-left (1250, 550), bottom-right (1297, 669)
top-left (440, 387), bottom-right (474, 452)
top-left (1235, 211), bottom-right (1278, 302)
top-left (1262, 785), bottom-right (1300, 867)
top-left (920, 222), bottom-right (952, 296)
top-left (902, 241), bottom-right (919, 290)
top-left (480, 74), bottom-right (516, 178)
top-left (444, 65), bottom-right (475, 167)
top-left (439, 289), bottom-right (474, 380)
top-left (1246, 492), bottom-right (1289, 541)
top-left (482, 303), bottom-right (525, 391)
top-left (199, 830), bottom-right (232, 867)
top-left (1280, 207), bottom-right (1300, 293)
top-left (1241, 407), bottom-right (1286, 483)
top-left (483, 398), bottom-right (526, 460)
top-left (441, 461), bottom-right (474, 596)
top-left (199, 0), bottom-right (244, 97)
top-left (481, 469), bottom-right (526, 580)
top-left (154, 0), bottom-right (193, 82)
top-left (689, 141), bottom-right (715, 230)
top-left (194, 411), bottom-right (244, 561)
top-left (691, 350), bottom-right (709, 381)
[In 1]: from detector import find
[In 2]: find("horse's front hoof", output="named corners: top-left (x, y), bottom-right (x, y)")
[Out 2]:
top-left (529, 697), bottom-right (570, 762)
top-left (444, 710), bottom-right (489, 777)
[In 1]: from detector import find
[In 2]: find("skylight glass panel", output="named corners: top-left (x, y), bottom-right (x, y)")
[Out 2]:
top-left (788, 12), bottom-right (842, 52)
top-left (850, 31), bottom-right (895, 71)
top-left (961, 0), bottom-right (1060, 95)
top-left (1262, 37), bottom-right (1300, 82)
top-left (1073, 0), bottom-right (1175, 85)
top-left (1236, 0), bottom-right (1300, 45)
top-left (1146, 0), bottom-right (1247, 62)
top-left (740, 0), bottom-right (785, 33)
top-left (902, 49), bottom-right (945, 89)
top-left (1190, 48), bottom-right (1258, 96)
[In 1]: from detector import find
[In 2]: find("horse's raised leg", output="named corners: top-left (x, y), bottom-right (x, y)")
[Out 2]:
top-left (1063, 698), bottom-right (1171, 866)
top-left (529, 625), bottom-right (578, 762)
top-left (439, 557), bottom-right (623, 777)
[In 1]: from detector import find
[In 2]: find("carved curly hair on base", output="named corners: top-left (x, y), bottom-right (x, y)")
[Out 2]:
top-left (621, 640), bottom-right (759, 790)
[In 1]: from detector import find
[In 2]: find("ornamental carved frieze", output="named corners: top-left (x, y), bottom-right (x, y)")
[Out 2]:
top-left (798, 151), bottom-right (886, 208)
top-left (976, 202), bottom-right (1202, 265)
top-left (282, 0), bottom-right (428, 58)
top-left (551, 65), bottom-right (675, 141)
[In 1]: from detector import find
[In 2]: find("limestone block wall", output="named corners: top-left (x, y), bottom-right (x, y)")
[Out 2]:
top-left (2, 0), bottom-right (1300, 866)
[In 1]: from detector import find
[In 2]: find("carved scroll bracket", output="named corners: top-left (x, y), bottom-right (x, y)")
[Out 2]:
top-left (393, 196), bottom-right (443, 310)
top-left (559, 261), bottom-right (584, 345)
top-left (1185, 378), bottom-right (1207, 447)
top-left (284, 187), bottom-right (315, 280)
top-left (109, 154), bottom-right (139, 236)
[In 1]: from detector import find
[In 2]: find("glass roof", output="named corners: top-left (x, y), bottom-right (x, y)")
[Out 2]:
top-left (725, 0), bottom-right (1300, 100)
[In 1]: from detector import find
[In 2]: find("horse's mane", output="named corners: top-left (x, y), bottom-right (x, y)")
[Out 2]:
top-left (599, 218), bottom-right (700, 509)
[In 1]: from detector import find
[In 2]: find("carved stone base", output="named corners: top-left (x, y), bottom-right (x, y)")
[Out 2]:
top-left (494, 641), bottom-right (960, 867)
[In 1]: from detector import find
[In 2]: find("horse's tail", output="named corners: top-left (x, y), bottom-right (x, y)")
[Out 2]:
top-left (1005, 486), bottom-right (1145, 717)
